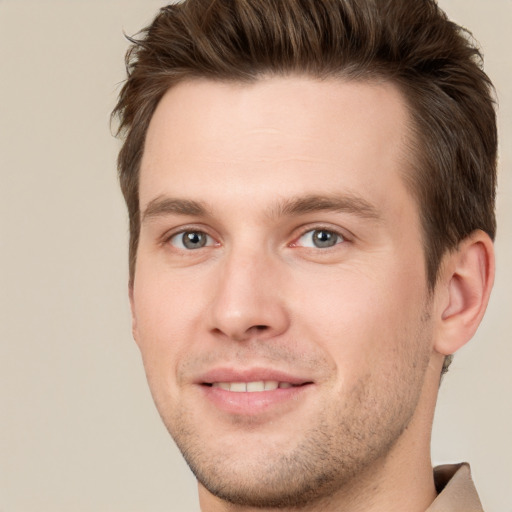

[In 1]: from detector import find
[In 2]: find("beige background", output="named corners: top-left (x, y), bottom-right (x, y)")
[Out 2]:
top-left (0, 1), bottom-right (510, 511)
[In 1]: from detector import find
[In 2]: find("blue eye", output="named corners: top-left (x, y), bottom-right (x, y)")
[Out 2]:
top-left (170, 231), bottom-right (213, 250)
top-left (297, 229), bottom-right (344, 248)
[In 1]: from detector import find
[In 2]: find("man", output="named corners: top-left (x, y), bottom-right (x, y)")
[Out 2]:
top-left (112, 0), bottom-right (497, 510)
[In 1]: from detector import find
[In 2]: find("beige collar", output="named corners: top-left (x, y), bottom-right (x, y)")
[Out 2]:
top-left (426, 463), bottom-right (483, 512)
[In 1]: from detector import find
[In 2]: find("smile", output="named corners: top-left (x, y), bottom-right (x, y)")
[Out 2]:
top-left (209, 381), bottom-right (298, 392)
top-left (201, 378), bottom-right (313, 417)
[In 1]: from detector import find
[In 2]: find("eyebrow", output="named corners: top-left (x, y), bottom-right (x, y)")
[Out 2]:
top-left (141, 196), bottom-right (209, 222)
top-left (141, 193), bottom-right (381, 223)
top-left (270, 194), bottom-right (381, 221)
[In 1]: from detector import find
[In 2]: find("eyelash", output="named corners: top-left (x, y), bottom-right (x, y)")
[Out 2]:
top-left (163, 225), bottom-right (349, 252)
top-left (291, 226), bottom-right (348, 249)
top-left (164, 228), bottom-right (218, 250)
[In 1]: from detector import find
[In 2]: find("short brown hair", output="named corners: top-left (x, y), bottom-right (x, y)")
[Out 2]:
top-left (113, 0), bottom-right (497, 292)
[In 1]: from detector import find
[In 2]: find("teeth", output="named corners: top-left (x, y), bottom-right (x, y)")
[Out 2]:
top-left (211, 381), bottom-right (296, 392)
top-left (247, 381), bottom-right (265, 392)
top-left (230, 382), bottom-right (247, 392)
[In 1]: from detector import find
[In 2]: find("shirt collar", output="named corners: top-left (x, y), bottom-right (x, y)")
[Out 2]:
top-left (426, 463), bottom-right (483, 512)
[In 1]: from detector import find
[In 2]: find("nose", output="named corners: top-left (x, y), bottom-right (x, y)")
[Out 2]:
top-left (207, 247), bottom-right (290, 342)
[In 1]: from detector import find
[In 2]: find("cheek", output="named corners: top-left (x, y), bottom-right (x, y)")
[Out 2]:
top-left (132, 266), bottom-right (207, 384)
top-left (135, 258), bottom-right (207, 329)
top-left (290, 264), bottom-right (428, 372)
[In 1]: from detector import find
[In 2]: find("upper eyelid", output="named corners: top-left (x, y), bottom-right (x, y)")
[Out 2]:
top-left (290, 229), bottom-right (345, 250)
top-left (160, 224), bottom-right (217, 243)
top-left (157, 222), bottom-right (352, 247)
top-left (170, 231), bottom-right (216, 250)
top-left (292, 224), bottom-right (352, 242)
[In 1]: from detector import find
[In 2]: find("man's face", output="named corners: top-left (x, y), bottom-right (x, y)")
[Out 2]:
top-left (132, 77), bottom-right (437, 508)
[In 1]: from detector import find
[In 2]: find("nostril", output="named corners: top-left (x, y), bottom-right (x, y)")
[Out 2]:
top-left (255, 325), bottom-right (268, 331)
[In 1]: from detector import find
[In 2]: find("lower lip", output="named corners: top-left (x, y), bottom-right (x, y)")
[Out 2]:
top-left (200, 384), bottom-right (313, 416)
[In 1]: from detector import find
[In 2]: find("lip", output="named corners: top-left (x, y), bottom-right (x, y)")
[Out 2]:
top-left (196, 367), bottom-right (314, 416)
top-left (197, 367), bottom-right (312, 386)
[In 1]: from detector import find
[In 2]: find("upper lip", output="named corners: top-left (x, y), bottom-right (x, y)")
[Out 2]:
top-left (196, 367), bottom-right (313, 386)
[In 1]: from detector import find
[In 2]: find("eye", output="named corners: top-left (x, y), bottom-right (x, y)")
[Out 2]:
top-left (296, 229), bottom-right (345, 249)
top-left (169, 231), bottom-right (215, 250)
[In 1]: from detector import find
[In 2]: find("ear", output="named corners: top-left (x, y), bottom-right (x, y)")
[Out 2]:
top-left (128, 281), bottom-right (140, 345)
top-left (433, 230), bottom-right (495, 357)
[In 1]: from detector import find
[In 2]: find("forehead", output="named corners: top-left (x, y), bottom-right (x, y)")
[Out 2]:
top-left (140, 76), bottom-right (415, 219)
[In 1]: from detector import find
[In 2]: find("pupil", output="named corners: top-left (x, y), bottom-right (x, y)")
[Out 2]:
top-left (313, 230), bottom-right (335, 248)
top-left (183, 232), bottom-right (206, 249)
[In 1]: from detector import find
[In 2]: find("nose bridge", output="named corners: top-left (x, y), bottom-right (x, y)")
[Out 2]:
top-left (208, 241), bottom-right (289, 341)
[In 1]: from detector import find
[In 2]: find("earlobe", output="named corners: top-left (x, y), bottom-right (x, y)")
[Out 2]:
top-left (434, 230), bottom-right (494, 356)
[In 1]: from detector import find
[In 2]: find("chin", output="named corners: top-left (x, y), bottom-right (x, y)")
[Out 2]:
top-left (170, 412), bottom-right (392, 510)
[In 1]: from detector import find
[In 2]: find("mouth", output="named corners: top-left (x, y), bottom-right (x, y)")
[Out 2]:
top-left (197, 369), bottom-right (314, 416)
top-left (204, 381), bottom-right (308, 392)
top-left (195, 366), bottom-right (315, 419)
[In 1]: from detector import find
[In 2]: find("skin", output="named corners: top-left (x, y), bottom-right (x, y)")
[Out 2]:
top-left (130, 77), bottom-right (494, 511)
